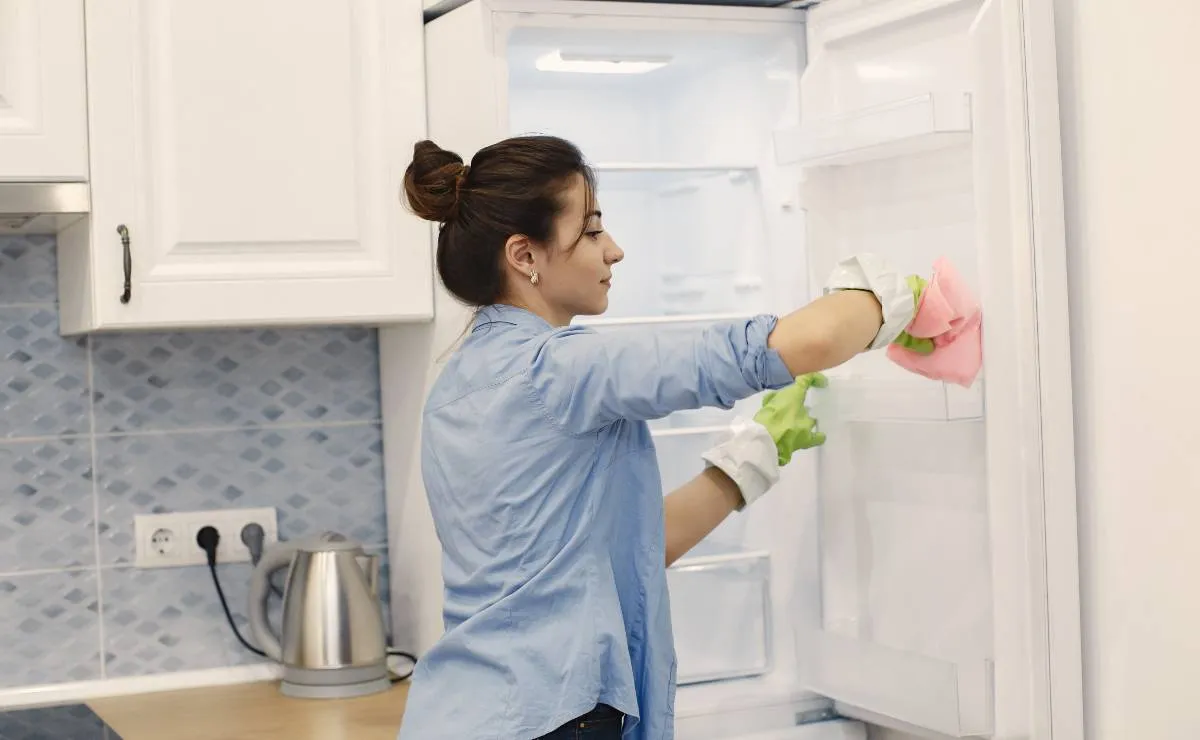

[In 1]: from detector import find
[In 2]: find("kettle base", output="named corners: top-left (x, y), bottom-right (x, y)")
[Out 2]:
top-left (278, 663), bottom-right (392, 700)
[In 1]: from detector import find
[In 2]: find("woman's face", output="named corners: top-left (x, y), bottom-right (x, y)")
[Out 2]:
top-left (539, 173), bottom-right (624, 319)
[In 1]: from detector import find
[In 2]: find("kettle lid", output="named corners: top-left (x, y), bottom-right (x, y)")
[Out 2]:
top-left (294, 531), bottom-right (366, 553)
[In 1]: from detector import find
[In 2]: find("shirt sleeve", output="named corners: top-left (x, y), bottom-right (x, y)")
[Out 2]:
top-left (525, 314), bottom-right (795, 435)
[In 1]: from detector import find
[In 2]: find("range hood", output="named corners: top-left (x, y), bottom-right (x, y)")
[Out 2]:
top-left (0, 182), bottom-right (91, 235)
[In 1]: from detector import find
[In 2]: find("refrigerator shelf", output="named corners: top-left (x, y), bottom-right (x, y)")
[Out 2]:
top-left (650, 424), bottom-right (732, 439)
top-left (593, 163), bottom-right (761, 196)
top-left (798, 628), bottom-right (993, 738)
top-left (810, 373), bottom-right (984, 422)
top-left (773, 92), bottom-right (972, 168)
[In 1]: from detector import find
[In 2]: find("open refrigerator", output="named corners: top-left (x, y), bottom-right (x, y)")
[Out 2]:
top-left (383, 0), bottom-right (1083, 738)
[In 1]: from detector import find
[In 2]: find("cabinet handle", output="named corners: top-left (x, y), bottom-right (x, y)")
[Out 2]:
top-left (116, 224), bottom-right (132, 304)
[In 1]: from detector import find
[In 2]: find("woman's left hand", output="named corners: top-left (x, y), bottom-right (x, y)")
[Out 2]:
top-left (753, 372), bottom-right (828, 465)
top-left (699, 372), bottom-right (829, 510)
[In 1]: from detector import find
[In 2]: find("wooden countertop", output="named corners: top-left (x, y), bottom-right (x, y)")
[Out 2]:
top-left (88, 680), bottom-right (409, 740)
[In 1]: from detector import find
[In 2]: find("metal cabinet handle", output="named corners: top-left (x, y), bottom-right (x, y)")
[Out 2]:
top-left (116, 224), bottom-right (132, 304)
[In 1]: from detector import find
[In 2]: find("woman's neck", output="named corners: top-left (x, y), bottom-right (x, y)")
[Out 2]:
top-left (499, 292), bottom-right (573, 328)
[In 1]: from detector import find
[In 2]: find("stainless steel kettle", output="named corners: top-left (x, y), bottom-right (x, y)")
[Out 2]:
top-left (247, 531), bottom-right (390, 699)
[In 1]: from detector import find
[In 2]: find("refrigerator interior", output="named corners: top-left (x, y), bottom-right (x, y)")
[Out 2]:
top-left (503, 3), bottom-right (995, 733)
top-left (401, 0), bottom-right (1079, 736)
top-left (505, 19), bottom-right (834, 720)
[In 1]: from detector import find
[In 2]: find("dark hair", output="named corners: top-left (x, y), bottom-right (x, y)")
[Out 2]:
top-left (402, 135), bottom-right (597, 307)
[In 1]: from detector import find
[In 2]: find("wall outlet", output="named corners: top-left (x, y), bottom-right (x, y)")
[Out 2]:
top-left (133, 507), bottom-right (279, 569)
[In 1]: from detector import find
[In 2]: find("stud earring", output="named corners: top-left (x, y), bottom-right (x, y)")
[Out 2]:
top-left (530, 271), bottom-right (540, 286)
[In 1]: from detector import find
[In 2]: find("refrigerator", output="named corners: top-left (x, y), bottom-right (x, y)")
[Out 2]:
top-left (380, 0), bottom-right (1083, 738)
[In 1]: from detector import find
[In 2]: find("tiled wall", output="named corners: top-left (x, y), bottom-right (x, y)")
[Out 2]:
top-left (0, 234), bottom-right (391, 690)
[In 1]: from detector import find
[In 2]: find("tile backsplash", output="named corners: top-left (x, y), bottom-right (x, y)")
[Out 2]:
top-left (0, 234), bottom-right (391, 690)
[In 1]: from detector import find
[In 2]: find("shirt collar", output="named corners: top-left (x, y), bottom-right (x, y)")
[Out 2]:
top-left (473, 303), bottom-right (554, 334)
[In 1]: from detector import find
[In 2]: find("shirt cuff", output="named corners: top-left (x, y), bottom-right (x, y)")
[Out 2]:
top-left (749, 314), bottom-right (795, 390)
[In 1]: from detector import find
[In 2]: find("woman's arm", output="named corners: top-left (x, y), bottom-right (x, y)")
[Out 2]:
top-left (663, 468), bottom-right (743, 567)
top-left (768, 289), bottom-right (883, 376)
top-left (527, 290), bottom-right (884, 436)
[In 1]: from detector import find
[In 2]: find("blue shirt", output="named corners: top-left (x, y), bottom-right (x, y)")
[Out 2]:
top-left (398, 304), bottom-right (794, 740)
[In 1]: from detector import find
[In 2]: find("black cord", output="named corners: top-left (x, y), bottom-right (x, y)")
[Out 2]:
top-left (388, 648), bottom-right (417, 682)
top-left (199, 526), bottom-right (266, 657)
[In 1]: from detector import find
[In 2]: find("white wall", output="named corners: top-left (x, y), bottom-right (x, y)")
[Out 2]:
top-left (873, 2), bottom-right (1200, 740)
top-left (1055, 1), bottom-right (1200, 738)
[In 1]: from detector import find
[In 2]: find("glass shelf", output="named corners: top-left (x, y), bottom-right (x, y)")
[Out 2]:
top-left (810, 374), bottom-right (984, 423)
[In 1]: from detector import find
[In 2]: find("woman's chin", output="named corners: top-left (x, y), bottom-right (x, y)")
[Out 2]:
top-left (576, 298), bottom-right (609, 318)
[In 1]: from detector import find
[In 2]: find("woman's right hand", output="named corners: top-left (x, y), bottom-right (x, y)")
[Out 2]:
top-left (767, 253), bottom-right (922, 376)
top-left (823, 254), bottom-right (920, 350)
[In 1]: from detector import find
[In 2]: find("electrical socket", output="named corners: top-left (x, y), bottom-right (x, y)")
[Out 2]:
top-left (133, 507), bottom-right (279, 569)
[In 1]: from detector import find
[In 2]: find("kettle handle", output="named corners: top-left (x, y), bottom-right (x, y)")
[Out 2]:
top-left (247, 543), bottom-right (296, 661)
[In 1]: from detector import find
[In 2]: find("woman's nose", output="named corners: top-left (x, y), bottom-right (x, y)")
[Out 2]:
top-left (607, 243), bottom-right (624, 264)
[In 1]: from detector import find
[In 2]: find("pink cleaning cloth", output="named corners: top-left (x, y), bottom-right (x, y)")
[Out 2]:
top-left (885, 256), bottom-right (983, 388)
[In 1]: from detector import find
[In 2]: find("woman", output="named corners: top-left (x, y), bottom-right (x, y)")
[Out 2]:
top-left (397, 135), bottom-right (916, 740)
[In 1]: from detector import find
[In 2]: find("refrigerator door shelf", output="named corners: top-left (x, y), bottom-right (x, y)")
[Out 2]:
top-left (774, 92), bottom-right (973, 169)
top-left (798, 628), bottom-right (992, 738)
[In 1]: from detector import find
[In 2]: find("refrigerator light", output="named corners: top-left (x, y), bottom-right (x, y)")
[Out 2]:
top-left (535, 50), bottom-right (672, 75)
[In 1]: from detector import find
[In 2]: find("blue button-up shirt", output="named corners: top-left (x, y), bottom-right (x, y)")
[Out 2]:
top-left (398, 304), bottom-right (794, 740)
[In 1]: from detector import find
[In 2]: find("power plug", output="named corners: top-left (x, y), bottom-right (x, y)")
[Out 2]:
top-left (197, 526), bottom-right (220, 567)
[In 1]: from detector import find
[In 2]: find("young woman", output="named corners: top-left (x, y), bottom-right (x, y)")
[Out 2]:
top-left (396, 135), bottom-right (916, 740)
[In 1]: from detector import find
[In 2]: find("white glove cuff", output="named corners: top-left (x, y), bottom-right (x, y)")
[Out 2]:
top-left (823, 254), bottom-right (917, 350)
top-left (700, 418), bottom-right (780, 510)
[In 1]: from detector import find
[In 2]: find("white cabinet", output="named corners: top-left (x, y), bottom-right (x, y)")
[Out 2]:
top-left (57, 0), bottom-right (433, 334)
top-left (0, 0), bottom-right (89, 181)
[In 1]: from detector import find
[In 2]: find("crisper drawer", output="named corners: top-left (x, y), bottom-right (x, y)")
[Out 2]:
top-left (667, 548), bottom-right (772, 685)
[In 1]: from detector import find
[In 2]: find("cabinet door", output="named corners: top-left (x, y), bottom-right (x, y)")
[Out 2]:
top-left (0, 0), bottom-right (89, 181)
top-left (69, 0), bottom-right (432, 332)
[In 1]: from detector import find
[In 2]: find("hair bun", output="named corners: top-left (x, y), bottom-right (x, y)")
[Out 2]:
top-left (402, 140), bottom-right (467, 223)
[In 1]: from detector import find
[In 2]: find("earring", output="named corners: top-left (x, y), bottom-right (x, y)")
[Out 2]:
top-left (530, 271), bottom-right (540, 286)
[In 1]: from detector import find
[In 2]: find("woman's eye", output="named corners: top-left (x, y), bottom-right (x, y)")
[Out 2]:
top-left (587, 230), bottom-right (604, 239)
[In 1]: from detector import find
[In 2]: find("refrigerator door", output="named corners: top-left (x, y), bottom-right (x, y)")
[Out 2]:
top-left (772, 0), bottom-right (1082, 737)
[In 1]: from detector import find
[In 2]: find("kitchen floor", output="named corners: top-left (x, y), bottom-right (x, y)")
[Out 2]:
top-left (87, 680), bottom-right (408, 739)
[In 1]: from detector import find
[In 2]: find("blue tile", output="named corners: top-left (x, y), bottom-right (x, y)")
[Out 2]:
top-left (102, 554), bottom-right (392, 678)
top-left (95, 424), bottom-right (386, 564)
top-left (91, 327), bottom-right (381, 433)
top-left (0, 438), bottom-right (95, 572)
top-left (0, 307), bottom-right (89, 439)
top-left (102, 563), bottom-right (269, 677)
top-left (0, 235), bottom-right (58, 306)
top-left (0, 570), bottom-right (102, 688)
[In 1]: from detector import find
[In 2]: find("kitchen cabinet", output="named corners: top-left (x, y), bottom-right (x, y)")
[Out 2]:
top-left (0, 0), bottom-right (89, 181)
top-left (57, 0), bottom-right (433, 334)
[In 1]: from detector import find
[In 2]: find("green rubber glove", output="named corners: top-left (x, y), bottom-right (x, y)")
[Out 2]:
top-left (890, 274), bottom-right (934, 355)
top-left (753, 372), bottom-right (828, 465)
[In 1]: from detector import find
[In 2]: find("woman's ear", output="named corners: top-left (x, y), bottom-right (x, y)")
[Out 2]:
top-left (504, 234), bottom-right (536, 275)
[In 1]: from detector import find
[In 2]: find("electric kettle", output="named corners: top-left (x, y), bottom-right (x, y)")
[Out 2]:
top-left (247, 531), bottom-right (390, 699)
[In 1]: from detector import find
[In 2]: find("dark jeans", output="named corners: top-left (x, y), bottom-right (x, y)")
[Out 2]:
top-left (536, 704), bottom-right (624, 739)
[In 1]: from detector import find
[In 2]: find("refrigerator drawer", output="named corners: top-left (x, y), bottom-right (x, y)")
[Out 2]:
top-left (667, 549), bottom-right (772, 685)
